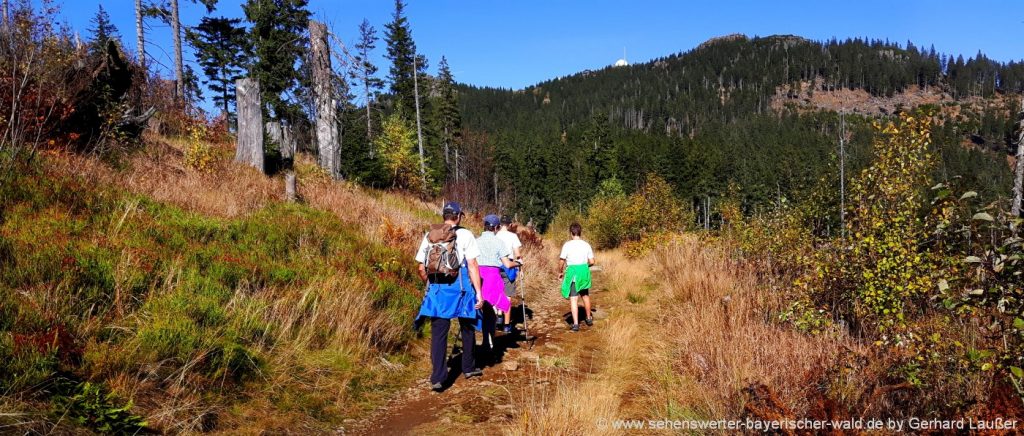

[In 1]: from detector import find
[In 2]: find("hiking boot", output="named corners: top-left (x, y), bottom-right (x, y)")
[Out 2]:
top-left (463, 369), bottom-right (483, 379)
top-left (431, 382), bottom-right (443, 392)
top-left (570, 324), bottom-right (580, 332)
top-left (585, 318), bottom-right (594, 326)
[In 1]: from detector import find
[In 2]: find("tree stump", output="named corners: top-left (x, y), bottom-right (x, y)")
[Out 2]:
top-left (285, 171), bottom-right (297, 202)
top-left (235, 77), bottom-right (264, 172)
top-left (309, 20), bottom-right (340, 179)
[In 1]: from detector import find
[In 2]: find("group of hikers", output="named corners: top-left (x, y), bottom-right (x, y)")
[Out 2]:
top-left (413, 202), bottom-right (596, 391)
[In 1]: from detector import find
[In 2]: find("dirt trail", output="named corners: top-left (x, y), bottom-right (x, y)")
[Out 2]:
top-left (348, 253), bottom-right (621, 435)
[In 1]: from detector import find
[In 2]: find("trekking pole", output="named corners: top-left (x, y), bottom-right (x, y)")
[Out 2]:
top-left (520, 261), bottom-right (536, 349)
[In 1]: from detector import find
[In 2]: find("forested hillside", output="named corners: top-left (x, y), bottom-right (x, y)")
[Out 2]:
top-left (457, 35), bottom-right (1022, 229)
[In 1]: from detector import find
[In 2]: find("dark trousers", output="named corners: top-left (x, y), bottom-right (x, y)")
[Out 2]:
top-left (430, 317), bottom-right (476, 384)
top-left (480, 302), bottom-right (497, 351)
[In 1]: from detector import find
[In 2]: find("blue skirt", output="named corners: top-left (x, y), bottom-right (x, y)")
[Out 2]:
top-left (416, 266), bottom-right (477, 322)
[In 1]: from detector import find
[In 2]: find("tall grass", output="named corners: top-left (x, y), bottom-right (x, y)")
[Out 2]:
top-left (0, 138), bottom-right (434, 432)
top-left (509, 237), bottom-right (852, 433)
top-left (646, 237), bottom-right (850, 419)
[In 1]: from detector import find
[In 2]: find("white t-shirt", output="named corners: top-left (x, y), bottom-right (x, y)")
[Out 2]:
top-left (415, 227), bottom-right (480, 265)
top-left (496, 229), bottom-right (522, 256)
top-left (559, 239), bottom-right (594, 266)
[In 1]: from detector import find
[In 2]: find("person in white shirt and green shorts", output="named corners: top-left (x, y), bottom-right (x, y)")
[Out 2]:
top-left (558, 222), bottom-right (595, 332)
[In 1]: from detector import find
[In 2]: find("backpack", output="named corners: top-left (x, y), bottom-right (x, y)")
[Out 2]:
top-left (424, 224), bottom-right (461, 278)
top-left (501, 264), bottom-right (518, 282)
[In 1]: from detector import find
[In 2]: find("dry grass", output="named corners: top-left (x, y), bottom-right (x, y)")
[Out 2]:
top-left (640, 236), bottom-right (853, 419)
top-left (508, 248), bottom-right (647, 435)
top-left (44, 134), bottom-right (438, 252)
top-left (506, 236), bottom-right (854, 435)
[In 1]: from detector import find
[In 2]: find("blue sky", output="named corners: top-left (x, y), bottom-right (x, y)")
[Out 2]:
top-left (42, 0), bottom-right (1024, 109)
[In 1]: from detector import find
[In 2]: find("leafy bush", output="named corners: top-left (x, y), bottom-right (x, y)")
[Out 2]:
top-left (740, 110), bottom-right (1024, 413)
top-left (575, 173), bottom-right (693, 253)
top-left (585, 178), bottom-right (629, 249)
top-left (375, 113), bottom-right (428, 194)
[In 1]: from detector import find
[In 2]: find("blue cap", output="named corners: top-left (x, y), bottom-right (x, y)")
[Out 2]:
top-left (483, 214), bottom-right (500, 227)
top-left (442, 202), bottom-right (463, 215)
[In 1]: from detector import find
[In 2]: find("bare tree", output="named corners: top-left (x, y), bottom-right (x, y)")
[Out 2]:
top-left (839, 108), bottom-right (847, 236)
top-left (1013, 98), bottom-right (1024, 217)
top-left (171, 0), bottom-right (183, 101)
top-left (135, 0), bottom-right (145, 71)
top-left (413, 55), bottom-right (425, 184)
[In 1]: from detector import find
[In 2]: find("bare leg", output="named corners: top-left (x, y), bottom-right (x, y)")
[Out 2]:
top-left (582, 294), bottom-right (592, 320)
top-left (570, 296), bottom-right (579, 325)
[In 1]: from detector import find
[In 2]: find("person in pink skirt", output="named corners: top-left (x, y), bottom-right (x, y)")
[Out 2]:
top-left (475, 214), bottom-right (519, 359)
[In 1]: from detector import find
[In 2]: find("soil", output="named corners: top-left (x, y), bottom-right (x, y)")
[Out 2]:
top-left (346, 266), bottom-right (606, 435)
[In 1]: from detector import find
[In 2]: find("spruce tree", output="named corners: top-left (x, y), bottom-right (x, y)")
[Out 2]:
top-left (432, 56), bottom-right (461, 171)
top-left (585, 112), bottom-right (617, 183)
top-left (88, 5), bottom-right (121, 54)
top-left (242, 0), bottom-right (311, 122)
top-left (187, 17), bottom-right (248, 119)
top-left (351, 19), bottom-right (384, 142)
top-left (384, 0), bottom-right (425, 115)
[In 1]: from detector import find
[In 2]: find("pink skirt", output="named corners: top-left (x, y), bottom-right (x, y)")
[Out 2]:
top-left (479, 266), bottom-right (511, 312)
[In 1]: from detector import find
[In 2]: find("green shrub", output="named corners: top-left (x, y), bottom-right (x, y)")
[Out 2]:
top-left (52, 380), bottom-right (148, 434)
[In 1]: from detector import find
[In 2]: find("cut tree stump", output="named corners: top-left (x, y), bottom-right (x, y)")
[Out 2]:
top-left (235, 77), bottom-right (264, 172)
top-left (309, 20), bottom-right (340, 179)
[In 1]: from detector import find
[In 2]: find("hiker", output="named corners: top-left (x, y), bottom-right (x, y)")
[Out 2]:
top-left (476, 214), bottom-right (519, 356)
top-left (495, 215), bottom-right (524, 332)
top-left (414, 202), bottom-right (485, 391)
top-left (558, 222), bottom-right (595, 332)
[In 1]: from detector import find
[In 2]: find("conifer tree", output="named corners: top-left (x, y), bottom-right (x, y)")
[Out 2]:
top-left (242, 0), bottom-right (311, 122)
top-left (384, 0), bottom-right (425, 115)
top-left (432, 56), bottom-right (461, 169)
top-left (88, 5), bottom-right (120, 54)
top-left (351, 19), bottom-right (383, 143)
top-left (585, 112), bottom-right (617, 183)
top-left (187, 16), bottom-right (248, 119)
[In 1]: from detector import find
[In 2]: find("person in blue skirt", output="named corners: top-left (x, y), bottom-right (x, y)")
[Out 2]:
top-left (414, 202), bottom-right (485, 391)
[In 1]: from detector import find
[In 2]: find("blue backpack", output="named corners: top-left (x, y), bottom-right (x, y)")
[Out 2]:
top-left (501, 264), bottom-right (519, 282)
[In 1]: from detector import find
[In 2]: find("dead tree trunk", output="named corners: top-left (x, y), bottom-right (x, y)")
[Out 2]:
top-left (266, 121), bottom-right (297, 201)
top-left (171, 0), bottom-right (183, 102)
top-left (1014, 101), bottom-right (1024, 216)
top-left (235, 78), bottom-right (264, 172)
top-left (135, 0), bottom-right (145, 71)
top-left (309, 20), bottom-right (339, 179)
top-left (2, 0), bottom-right (9, 28)
top-left (413, 56), bottom-right (426, 185)
top-left (285, 172), bottom-right (297, 202)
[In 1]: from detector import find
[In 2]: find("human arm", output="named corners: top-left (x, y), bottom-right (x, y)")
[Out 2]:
top-left (415, 236), bottom-right (429, 281)
top-left (501, 256), bottom-right (518, 269)
top-left (467, 258), bottom-right (484, 309)
top-left (558, 258), bottom-right (566, 279)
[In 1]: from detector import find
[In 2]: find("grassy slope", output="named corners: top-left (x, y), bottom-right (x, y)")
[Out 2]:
top-left (0, 138), bottom-right (437, 433)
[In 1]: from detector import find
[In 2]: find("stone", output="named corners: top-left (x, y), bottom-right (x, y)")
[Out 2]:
top-left (520, 351), bottom-right (540, 362)
top-left (502, 360), bottom-right (519, 371)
